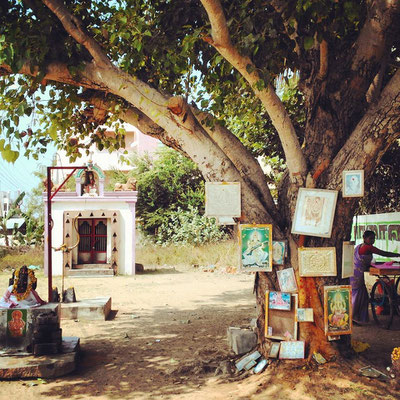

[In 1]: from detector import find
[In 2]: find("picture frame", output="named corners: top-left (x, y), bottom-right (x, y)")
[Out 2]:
top-left (265, 291), bottom-right (298, 341)
top-left (268, 342), bottom-right (280, 358)
top-left (342, 241), bottom-right (354, 278)
top-left (324, 285), bottom-right (352, 336)
top-left (342, 170), bottom-right (364, 198)
top-left (298, 247), bottom-right (337, 277)
top-left (291, 188), bottom-right (338, 238)
top-left (279, 341), bottom-right (305, 359)
top-left (297, 308), bottom-right (314, 322)
top-left (277, 267), bottom-right (298, 293)
top-left (268, 291), bottom-right (291, 311)
top-left (205, 182), bottom-right (241, 217)
top-left (272, 240), bottom-right (287, 265)
top-left (239, 224), bottom-right (273, 272)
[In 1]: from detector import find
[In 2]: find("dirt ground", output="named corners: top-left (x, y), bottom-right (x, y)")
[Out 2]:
top-left (0, 265), bottom-right (399, 399)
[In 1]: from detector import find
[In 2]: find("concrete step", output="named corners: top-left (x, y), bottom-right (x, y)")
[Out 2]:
top-left (67, 268), bottom-right (114, 277)
top-left (74, 264), bottom-right (111, 269)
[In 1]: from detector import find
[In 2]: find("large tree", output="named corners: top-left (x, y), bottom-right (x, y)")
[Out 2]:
top-left (1, 0), bottom-right (400, 359)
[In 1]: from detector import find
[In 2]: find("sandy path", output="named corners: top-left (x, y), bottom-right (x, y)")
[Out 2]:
top-left (0, 266), bottom-right (399, 399)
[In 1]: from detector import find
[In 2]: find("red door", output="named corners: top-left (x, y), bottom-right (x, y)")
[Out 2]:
top-left (78, 219), bottom-right (107, 264)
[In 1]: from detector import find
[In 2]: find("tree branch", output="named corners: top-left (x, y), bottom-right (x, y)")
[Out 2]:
top-left (318, 40), bottom-right (328, 80)
top-left (326, 69), bottom-right (400, 187)
top-left (0, 62), bottom-right (103, 89)
top-left (344, 0), bottom-right (400, 105)
top-left (42, 0), bottom-right (111, 67)
top-left (200, 0), bottom-right (307, 185)
top-left (192, 108), bottom-right (281, 224)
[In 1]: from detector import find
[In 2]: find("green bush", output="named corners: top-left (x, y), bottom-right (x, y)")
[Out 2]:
top-left (108, 147), bottom-right (228, 244)
top-left (155, 206), bottom-right (227, 246)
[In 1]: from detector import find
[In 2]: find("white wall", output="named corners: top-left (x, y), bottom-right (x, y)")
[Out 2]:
top-left (48, 197), bottom-right (135, 276)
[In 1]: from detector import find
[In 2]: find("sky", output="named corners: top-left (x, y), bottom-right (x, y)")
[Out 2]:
top-left (0, 147), bottom-right (55, 194)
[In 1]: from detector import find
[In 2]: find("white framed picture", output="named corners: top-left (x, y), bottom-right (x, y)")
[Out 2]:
top-left (342, 241), bottom-right (354, 278)
top-left (205, 182), bottom-right (241, 217)
top-left (342, 170), bottom-right (364, 198)
top-left (277, 267), bottom-right (297, 293)
top-left (291, 188), bottom-right (338, 238)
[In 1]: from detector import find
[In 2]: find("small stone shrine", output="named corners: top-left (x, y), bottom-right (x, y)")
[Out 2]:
top-left (0, 267), bottom-right (79, 378)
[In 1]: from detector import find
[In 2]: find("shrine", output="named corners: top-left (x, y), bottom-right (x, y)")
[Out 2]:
top-left (0, 267), bottom-right (79, 378)
top-left (44, 163), bottom-right (138, 277)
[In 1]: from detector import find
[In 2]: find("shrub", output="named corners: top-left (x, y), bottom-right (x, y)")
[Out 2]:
top-left (155, 206), bottom-right (227, 246)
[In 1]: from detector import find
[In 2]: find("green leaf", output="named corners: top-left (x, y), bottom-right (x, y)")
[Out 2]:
top-left (1, 149), bottom-right (19, 163)
top-left (304, 36), bottom-right (314, 50)
top-left (48, 125), bottom-right (58, 141)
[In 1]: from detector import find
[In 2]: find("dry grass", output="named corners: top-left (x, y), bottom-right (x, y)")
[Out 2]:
top-left (136, 239), bottom-right (238, 268)
top-left (0, 240), bottom-right (238, 275)
top-left (0, 246), bottom-right (44, 272)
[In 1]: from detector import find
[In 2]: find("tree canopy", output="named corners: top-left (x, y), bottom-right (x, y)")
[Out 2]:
top-left (1, 0), bottom-right (400, 360)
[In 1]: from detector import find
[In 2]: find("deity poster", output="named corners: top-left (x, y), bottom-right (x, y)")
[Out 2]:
top-left (7, 309), bottom-right (27, 338)
top-left (239, 224), bottom-right (273, 271)
top-left (324, 285), bottom-right (352, 336)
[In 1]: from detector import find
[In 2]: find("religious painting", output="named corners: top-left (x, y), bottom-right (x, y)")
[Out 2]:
top-left (277, 267), bottom-right (298, 293)
top-left (343, 170), bottom-right (364, 198)
top-left (268, 291), bottom-right (291, 311)
top-left (291, 188), bottom-right (338, 238)
top-left (324, 285), bottom-right (352, 336)
top-left (272, 240), bottom-right (287, 265)
top-left (297, 308), bottom-right (314, 322)
top-left (268, 342), bottom-right (280, 358)
top-left (342, 241), bottom-right (355, 278)
top-left (7, 309), bottom-right (27, 338)
top-left (265, 291), bottom-right (298, 340)
top-left (298, 247), bottom-right (337, 277)
top-left (205, 182), bottom-right (241, 217)
top-left (279, 341), bottom-right (305, 359)
top-left (239, 224), bottom-right (273, 271)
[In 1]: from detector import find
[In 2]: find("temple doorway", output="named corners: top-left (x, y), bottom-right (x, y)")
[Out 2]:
top-left (77, 218), bottom-right (107, 264)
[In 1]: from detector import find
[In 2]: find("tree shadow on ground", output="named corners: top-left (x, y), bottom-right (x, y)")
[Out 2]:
top-left (38, 289), bottom-right (254, 399)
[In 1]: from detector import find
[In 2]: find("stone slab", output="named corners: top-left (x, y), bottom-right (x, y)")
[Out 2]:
top-left (0, 337), bottom-right (80, 379)
top-left (60, 297), bottom-right (111, 320)
top-left (227, 327), bottom-right (257, 356)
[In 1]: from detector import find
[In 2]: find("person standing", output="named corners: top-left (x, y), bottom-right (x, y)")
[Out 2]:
top-left (352, 230), bottom-right (400, 324)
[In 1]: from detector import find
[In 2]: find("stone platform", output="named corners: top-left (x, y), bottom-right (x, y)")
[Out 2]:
top-left (60, 297), bottom-right (111, 320)
top-left (0, 337), bottom-right (80, 379)
top-left (0, 303), bottom-right (61, 354)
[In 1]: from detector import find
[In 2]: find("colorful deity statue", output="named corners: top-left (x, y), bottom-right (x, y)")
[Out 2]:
top-left (0, 266), bottom-right (46, 309)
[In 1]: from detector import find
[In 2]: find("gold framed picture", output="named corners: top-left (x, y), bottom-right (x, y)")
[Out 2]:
top-left (298, 247), bottom-right (337, 277)
top-left (239, 224), bottom-right (273, 272)
top-left (324, 285), bottom-right (352, 336)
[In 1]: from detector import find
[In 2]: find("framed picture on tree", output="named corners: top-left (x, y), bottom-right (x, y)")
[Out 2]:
top-left (277, 267), bottom-right (298, 293)
top-left (291, 188), bottom-right (338, 238)
top-left (342, 170), bottom-right (364, 198)
top-left (272, 240), bottom-right (287, 265)
top-left (342, 241), bottom-right (355, 278)
top-left (324, 285), bottom-right (352, 336)
top-left (298, 247), bottom-right (337, 277)
top-left (239, 224), bottom-right (273, 271)
top-left (205, 182), bottom-right (241, 217)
